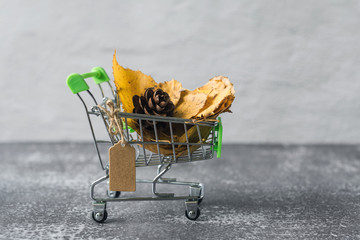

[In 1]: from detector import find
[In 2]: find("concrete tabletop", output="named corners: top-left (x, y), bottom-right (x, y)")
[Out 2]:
top-left (1, 143), bottom-right (360, 239)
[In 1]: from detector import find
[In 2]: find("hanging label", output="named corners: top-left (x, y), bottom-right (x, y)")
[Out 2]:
top-left (109, 142), bottom-right (136, 192)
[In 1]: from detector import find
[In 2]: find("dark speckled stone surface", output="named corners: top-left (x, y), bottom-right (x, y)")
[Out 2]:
top-left (1, 143), bottom-right (360, 239)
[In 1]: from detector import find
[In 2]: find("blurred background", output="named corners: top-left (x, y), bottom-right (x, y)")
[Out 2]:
top-left (1, 0), bottom-right (359, 144)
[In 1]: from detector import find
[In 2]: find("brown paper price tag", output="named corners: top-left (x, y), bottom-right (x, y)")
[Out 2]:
top-left (109, 142), bottom-right (136, 192)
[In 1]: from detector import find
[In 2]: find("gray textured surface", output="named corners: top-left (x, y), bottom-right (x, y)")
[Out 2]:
top-left (1, 143), bottom-right (360, 239)
top-left (1, 1), bottom-right (360, 143)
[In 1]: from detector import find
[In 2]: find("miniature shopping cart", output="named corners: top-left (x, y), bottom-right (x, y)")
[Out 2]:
top-left (66, 67), bottom-right (223, 223)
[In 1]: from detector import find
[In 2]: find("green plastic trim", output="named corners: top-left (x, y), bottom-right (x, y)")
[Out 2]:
top-left (90, 67), bottom-right (110, 84)
top-left (128, 126), bottom-right (135, 133)
top-left (66, 73), bottom-right (89, 94)
top-left (66, 67), bottom-right (110, 94)
top-left (81, 71), bottom-right (98, 79)
top-left (122, 122), bottom-right (135, 133)
top-left (214, 117), bottom-right (223, 158)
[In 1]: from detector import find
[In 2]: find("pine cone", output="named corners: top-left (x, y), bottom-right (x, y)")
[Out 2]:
top-left (133, 88), bottom-right (175, 129)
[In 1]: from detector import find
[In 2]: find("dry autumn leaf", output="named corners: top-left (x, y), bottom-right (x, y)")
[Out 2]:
top-left (113, 52), bottom-right (157, 114)
top-left (173, 90), bottom-right (208, 119)
top-left (194, 76), bottom-right (235, 119)
top-left (157, 79), bottom-right (182, 107)
top-left (112, 52), bottom-right (235, 156)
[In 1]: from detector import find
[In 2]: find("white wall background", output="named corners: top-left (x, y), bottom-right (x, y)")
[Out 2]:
top-left (1, 0), bottom-right (360, 143)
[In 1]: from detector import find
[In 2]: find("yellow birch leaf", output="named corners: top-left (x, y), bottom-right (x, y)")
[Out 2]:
top-left (113, 52), bottom-right (157, 113)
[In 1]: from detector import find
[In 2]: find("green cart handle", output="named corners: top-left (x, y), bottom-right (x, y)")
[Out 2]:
top-left (66, 67), bottom-right (110, 94)
top-left (67, 66), bottom-right (135, 133)
top-left (213, 117), bottom-right (223, 158)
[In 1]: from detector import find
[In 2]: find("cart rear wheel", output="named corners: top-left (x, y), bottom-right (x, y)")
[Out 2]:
top-left (197, 197), bottom-right (203, 204)
top-left (185, 208), bottom-right (200, 221)
top-left (92, 210), bottom-right (108, 223)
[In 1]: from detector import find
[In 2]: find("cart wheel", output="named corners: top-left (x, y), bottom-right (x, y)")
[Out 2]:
top-left (197, 197), bottom-right (203, 204)
top-left (92, 210), bottom-right (108, 223)
top-left (107, 190), bottom-right (121, 198)
top-left (185, 208), bottom-right (200, 221)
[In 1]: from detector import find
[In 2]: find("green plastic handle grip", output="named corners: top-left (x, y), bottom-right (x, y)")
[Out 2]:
top-left (214, 117), bottom-right (223, 158)
top-left (66, 67), bottom-right (110, 94)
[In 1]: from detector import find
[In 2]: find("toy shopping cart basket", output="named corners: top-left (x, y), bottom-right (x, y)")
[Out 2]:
top-left (66, 67), bottom-right (223, 223)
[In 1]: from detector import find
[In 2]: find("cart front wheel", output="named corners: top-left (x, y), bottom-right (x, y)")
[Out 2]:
top-left (92, 210), bottom-right (108, 223)
top-left (185, 209), bottom-right (200, 221)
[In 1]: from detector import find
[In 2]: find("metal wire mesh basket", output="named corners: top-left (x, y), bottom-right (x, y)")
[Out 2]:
top-left (67, 67), bottom-right (223, 222)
